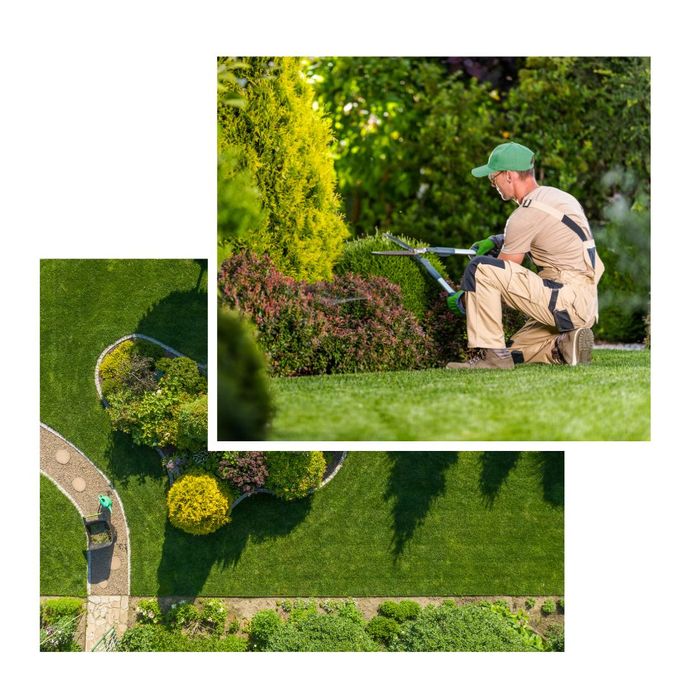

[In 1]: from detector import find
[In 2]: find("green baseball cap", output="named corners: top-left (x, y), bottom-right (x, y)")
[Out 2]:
top-left (471, 142), bottom-right (535, 177)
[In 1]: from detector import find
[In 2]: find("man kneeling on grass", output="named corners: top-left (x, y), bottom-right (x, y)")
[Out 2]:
top-left (446, 142), bottom-right (605, 370)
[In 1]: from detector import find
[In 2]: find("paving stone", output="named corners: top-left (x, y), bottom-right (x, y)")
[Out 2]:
top-left (55, 449), bottom-right (71, 464)
top-left (72, 477), bottom-right (86, 492)
top-left (110, 556), bottom-right (122, 571)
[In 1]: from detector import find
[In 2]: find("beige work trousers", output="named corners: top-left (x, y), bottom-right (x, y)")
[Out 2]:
top-left (463, 257), bottom-right (597, 364)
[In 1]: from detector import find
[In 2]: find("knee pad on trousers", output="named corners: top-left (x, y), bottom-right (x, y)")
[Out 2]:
top-left (460, 256), bottom-right (506, 292)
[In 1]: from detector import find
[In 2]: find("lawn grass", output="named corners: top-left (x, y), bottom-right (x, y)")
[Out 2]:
top-left (40, 259), bottom-right (563, 599)
top-left (40, 475), bottom-right (87, 596)
top-left (137, 451), bottom-right (564, 597)
top-left (40, 259), bottom-right (207, 595)
top-left (269, 350), bottom-right (650, 440)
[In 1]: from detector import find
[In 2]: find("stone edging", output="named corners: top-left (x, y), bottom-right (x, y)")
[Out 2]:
top-left (228, 451), bottom-right (348, 513)
top-left (40, 422), bottom-right (132, 595)
top-left (94, 333), bottom-right (207, 405)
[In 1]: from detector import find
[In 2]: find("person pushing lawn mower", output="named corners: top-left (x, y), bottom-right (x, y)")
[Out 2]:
top-left (445, 141), bottom-right (605, 370)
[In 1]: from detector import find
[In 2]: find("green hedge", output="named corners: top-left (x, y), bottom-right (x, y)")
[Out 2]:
top-left (266, 452), bottom-right (326, 500)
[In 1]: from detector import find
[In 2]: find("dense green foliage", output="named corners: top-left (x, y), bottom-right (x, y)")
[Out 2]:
top-left (167, 471), bottom-right (233, 535)
top-left (40, 598), bottom-right (84, 652)
top-left (334, 232), bottom-right (449, 319)
top-left (377, 599), bottom-right (421, 623)
top-left (118, 624), bottom-right (247, 652)
top-left (105, 353), bottom-right (207, 451)
top-left (387, 601), bottom-right (538, 652)
top-left (308, 57), bottom-right (650, 340)
top-left (265, 451), bottom-right (326, 500)
top-left (218, 56), bottom-right (349, 282)
top-left (217, 308), bottom-right (272, 441)
top-left (252, 601), bottom-right (380, 652)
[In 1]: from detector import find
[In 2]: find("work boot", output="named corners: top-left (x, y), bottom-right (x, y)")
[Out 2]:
top-left (446, 348), bottom-right (514, 370)
top-left (556, 327), bottom-right (594, 366)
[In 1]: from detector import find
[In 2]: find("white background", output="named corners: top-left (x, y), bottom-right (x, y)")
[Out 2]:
top-left (1, 1), bottom-right (696, 698)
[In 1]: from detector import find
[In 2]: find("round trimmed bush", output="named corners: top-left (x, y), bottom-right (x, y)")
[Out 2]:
top-left (377, 600), bottom-right (421, 623)
top-left (265, 452), bottom-right (326, 500)
top-left (167, 471), bottom-right (233, 535)
top-left (334, 232), bottom-right (449, 320)
top-left (248, 609), bottom-right (284, 651)
top-left (366, 615), bottom-right (401, 646)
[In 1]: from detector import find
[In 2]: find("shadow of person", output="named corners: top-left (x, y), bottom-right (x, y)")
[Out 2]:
top-left (383, 452), bottom-right (459, 560)
top-left (155, 492), bottom-right (312, 597)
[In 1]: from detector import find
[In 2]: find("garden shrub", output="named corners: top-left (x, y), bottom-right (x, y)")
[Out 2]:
top-left (248, 609), bottom-right (284, 651)
top-left (174, 395), bottom-right (208, 451)
top-left (106, 354), bottom-right (207, 450)
top-left (334, 232), bottom-right (449, 320)
top-left (388, 601), bottom-right (540, 652)
top-left (216, 451), bottom-right (268, 495)
top-left (541, 599), bottom-right (556, 615)
top-left (167, 471), bottom-right (233, 535)
top-left (544, 623), bottom-right (565, 652)
top-left (377, 600), bottom-right (421, 624)
top-left (366, 615), bottom-right (401, 646)
top-left (136, 598), bottom-right (162, 625)
top-left (266, 452), bottom-right (326, 500)
top-left (217, 307), bottom-right (272, 441)
top-left (219, 250), bottom-right (435, 376)
top-left (99, 340), bottom-right (161, 398)
top-left (118, 624), bottom-right (247, 652)
top-left (255, 603), bottom-right (380, 652)
top-left (40, 598), bottom-right (84, 652)
top-left (218, 56), bottom-right (349, 282)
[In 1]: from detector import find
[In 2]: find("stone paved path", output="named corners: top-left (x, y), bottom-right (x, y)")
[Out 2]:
top-left (40, 424), bottom-right (131, 649)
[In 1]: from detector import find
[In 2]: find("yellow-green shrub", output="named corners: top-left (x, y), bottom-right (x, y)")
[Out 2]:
top-left (217, 56), bottom-right (349, 282)
top-left (167, 471), bottom-right (233, 535)
top-left (266, 452), bottom-right (326, 500)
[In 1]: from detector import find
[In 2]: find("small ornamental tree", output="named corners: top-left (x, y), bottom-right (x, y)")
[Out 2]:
top-left (266, 452), bottom-right (326, 500)
top-left (167, 471), bottom-right (233, 535)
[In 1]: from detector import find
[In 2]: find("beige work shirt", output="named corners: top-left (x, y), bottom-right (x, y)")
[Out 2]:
top-left (502, 186), bottom-right (596, 283)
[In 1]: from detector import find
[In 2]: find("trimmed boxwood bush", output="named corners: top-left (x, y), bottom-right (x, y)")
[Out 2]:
top-left (334, 232), bottom-right (450, 320)
top-left (266, 452), bottom-right (326, 500)
top-left (253, 603), bottom-right (380, 652)
top-left (366, 615), bottom-right (401, 646)
top-left (377, 600), bottom-right (421, 623)
top-left (167, 471), bottom-right (233, 535)
top-left (40, 598), bottom-right (84, 652)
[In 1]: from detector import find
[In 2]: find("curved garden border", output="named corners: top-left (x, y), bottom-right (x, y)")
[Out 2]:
top-left (95, 333), bottom-right (207, 405)
top-left (96, 336), bottom-right (348, 511)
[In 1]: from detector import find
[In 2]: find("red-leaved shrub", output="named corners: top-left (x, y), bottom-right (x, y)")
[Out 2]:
top-left (216, 451), bottom-right (268, 494)
top-left (219, 251), bottom-right (435, 376)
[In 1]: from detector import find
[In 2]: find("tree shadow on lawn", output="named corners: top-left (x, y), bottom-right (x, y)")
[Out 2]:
top-left (479, 451), bottom-right (521, 508)
top-left (383, 452), bottom-right (460, 561)
top-left (135, 283), bottom-right (207, 364)
top-left (155, 493), bottom-right (313, 597)
top-left (479, 451), bottom-right (564, 508)
top-left (105, 431), bottom-right (164, 486)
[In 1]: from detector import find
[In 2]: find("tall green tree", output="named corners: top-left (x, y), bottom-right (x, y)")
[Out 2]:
top-left (218, 57), bottom-right (349, 281)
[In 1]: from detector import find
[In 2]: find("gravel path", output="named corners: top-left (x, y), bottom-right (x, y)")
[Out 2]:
top-left (39, 425), bottom-right (130, 597)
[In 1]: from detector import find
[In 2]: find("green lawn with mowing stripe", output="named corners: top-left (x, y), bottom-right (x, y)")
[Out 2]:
top-left (40, 475), bottom-right (87, 596)
top-left (143, 451), bottom-right (563, 597)
top-left (269, 350), bottom-right (650, 440)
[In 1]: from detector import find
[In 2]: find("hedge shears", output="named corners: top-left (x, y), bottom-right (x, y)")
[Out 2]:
top-left (372, 233), bottom-right (476, 314)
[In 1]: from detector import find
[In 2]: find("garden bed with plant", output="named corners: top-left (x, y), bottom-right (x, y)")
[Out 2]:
top-left (118, 595), bottom-right (564, 652)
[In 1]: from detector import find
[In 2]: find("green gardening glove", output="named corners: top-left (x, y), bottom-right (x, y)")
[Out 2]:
top-left (469, 237), bottom-right (496, 256)
top-left (446, 291), bottom-right (466, 316)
